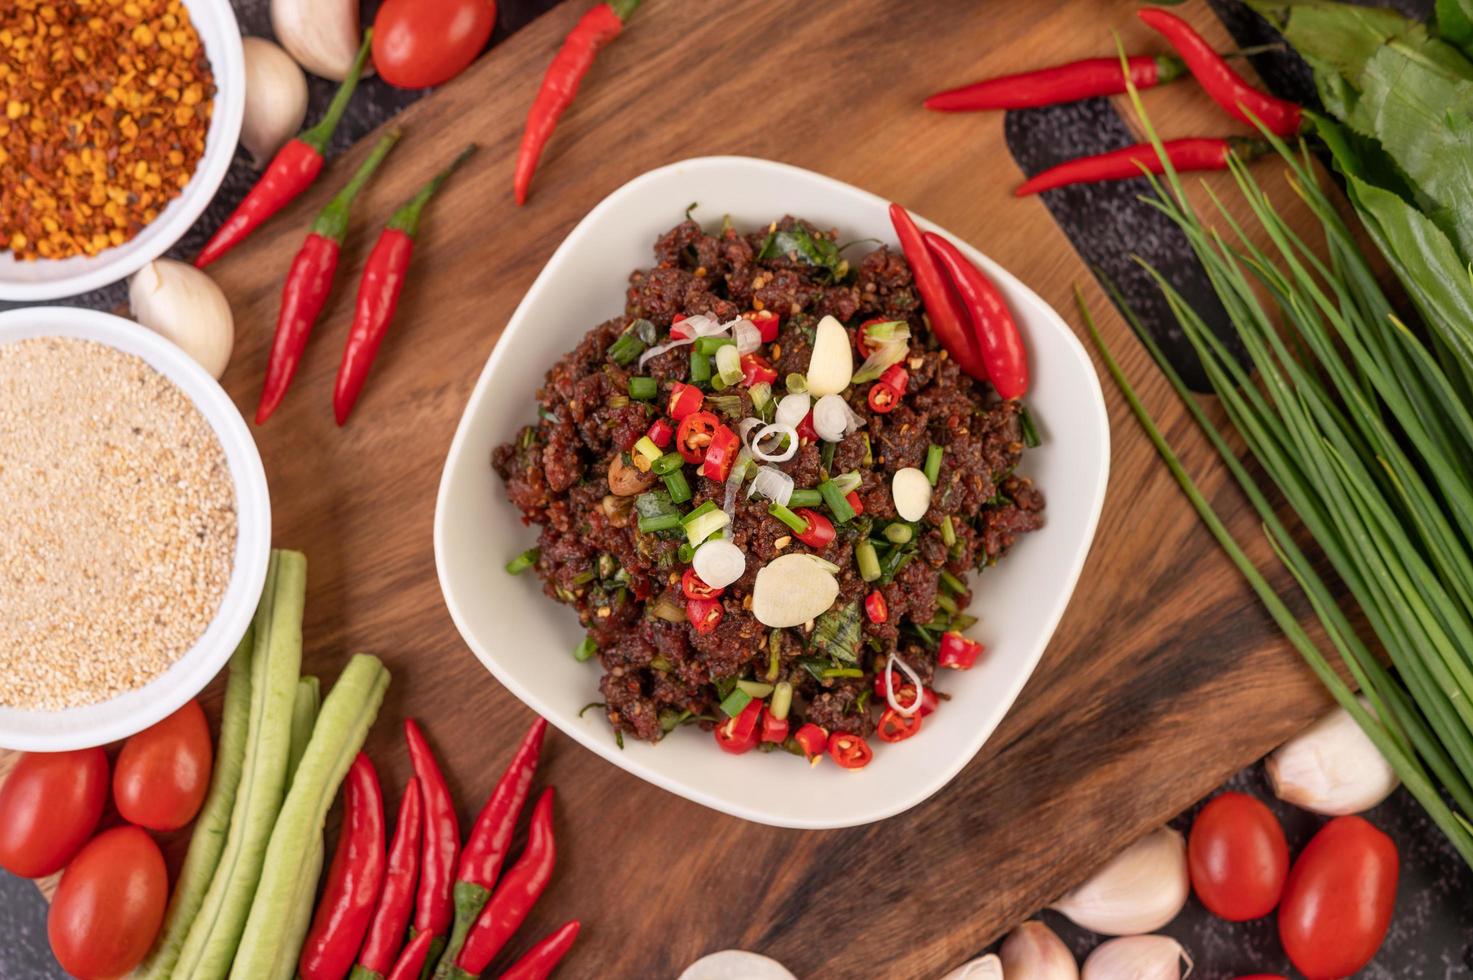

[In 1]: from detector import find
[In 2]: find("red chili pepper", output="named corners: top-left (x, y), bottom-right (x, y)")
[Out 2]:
top-left (435, 719), bottom-right (549, 979)
top-left (514, 0), bottom-right (641, 204)
top-left (740, 353), bottom-right (778, 387)
top-left (449, 790), bottom-right (557, 978)
top-left (845, 490), bottom-right (864, 517)
top-left (873, 676), bottom-right (940, 718)
top-left (256, 131), bottom-right (400, 425)
top-left (793, 723), bottom-right (828, 764)
top-left (675, 410), bottom-right (719, 464)
top-left (853, 318), bottom-right (887, 358)
top-left (681, 568), bottom-right (723, 601)
top-left (334, 145), bottom-right (477, 425)
top-left (875, 708), bottom-right (923, 743)
top-left (746, 309), bottom-right (781, 343)
top-left (496, 920), bottom-right (580, 980)
top-left (667, 381), bottom-right (704, 420)
top-left (405, 720), bottom-right (460, 968)
top-left (888, 204), bottom-right (987, 381)
top-left (353, 778), bottom-right (424, 979)
top-left (1014, 136), bottom-right (1267, 197)
top-left (1138, 8), bottom-right (1302, 137)
top-left (922, 232), bottom-right (1030, 401)
top-left (867, 382), bottom-right (900, 414)
top-left (925, 54), bottom-right (1186, 112)
top-left (938, 631), bottom-right (985, 670)
top-left (828, 733), bottom-right (873, 770)
top-left (879, 363), bottom-right (909, 396)
top-left (791, 508), bottom-right (834, 550)
top-left (686, 596), bottom-right (723, 635)
top-left (796, 410), bottom-right (818, 443)
top-left (700, 423), bottom-right (740, 482)
top-left (647, 417), bottom-right (674, 449)
top-left (300, 753), bottom-right (387, 980)
top-left (864, 591), bottom-right (888, 624)
top-left (196, 33), bottom-right (373, 269)
top-left (714, 698), bottom-right (763, 755)
top-left (669, 314), bottom-right (691, 340)
top-left (759, 709), bottom-right (789, 744)
top-left (385, 930), bottom-right (435, 980)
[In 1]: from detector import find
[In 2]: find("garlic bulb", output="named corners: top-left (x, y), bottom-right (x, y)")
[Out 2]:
top-left (1081, 936), bottom-right (1192, 980)
top-left (940, 953), bottom-right (1003, 980)
top-left (272, 0), bottom-right (364, 81)
top-left (1266, 698), bottom-right (1399, 815)
top-left (1051, 828), bottom-right (1188, 936)
top-left (1001, 921), bottom-right (1078, 980)
top-left (241, 37), bottom-right (307, 167)
top-left (129, 260), bottom-right (235, 379)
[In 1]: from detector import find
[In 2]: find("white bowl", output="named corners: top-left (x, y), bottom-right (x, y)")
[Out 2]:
top-left (0, 308), bottom-right (270, 750)
top-left (0, 0), bottom-right (245, 301)
top-left (435, 157), bottom-right (1110, 829)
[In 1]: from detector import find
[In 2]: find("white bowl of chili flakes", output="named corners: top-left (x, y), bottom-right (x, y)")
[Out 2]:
top-left (0, 0), bottom-right (244, 301)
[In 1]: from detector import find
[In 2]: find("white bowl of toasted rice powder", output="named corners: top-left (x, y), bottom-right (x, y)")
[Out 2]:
top-left (0, 307), bottom-right (269, 750)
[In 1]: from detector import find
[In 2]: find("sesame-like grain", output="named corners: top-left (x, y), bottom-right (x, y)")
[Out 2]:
top-left (0, 337), bottom-right (236, 710)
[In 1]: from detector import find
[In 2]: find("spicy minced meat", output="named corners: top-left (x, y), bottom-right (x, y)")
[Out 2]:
top-left (493, 216), bottom-right (1043, 751)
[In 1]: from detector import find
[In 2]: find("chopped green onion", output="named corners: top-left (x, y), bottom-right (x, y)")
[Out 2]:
top-left (663, 469), bottom-right (692, 504)
top-left (1020, 406), bottom-right (1041, 448)
top-left (505, 547), bottom-right (539, 574)
top-left (785, 372), bottom-right (808, 394)
top-left (820, 440), bottom-right (836, 473)
top-left (719, 687), bottom-right (752, 718)
top-left (924, 444), bottom-right (944, 485)
top-left (880, 547), bottom-right (914, 584)
top-left (608, 331), bottom-right (646, 366)
top-left (574, 636), bottom-right (598, 662)
top-left (690, 351), bottom-right (711, 384)
top-left (631, 318), bottom-right (657, 344)
top-left (708, 394), bottom-right (742, 417)
top-left (710, 373), bottom-right (729, 392)
top-left (939, 569), bottom-right (967, 594)
top-left (856, 539), bottom-right (880, 582)
top-left (676, 543), bottom-right (695, 563)
top-left (770, 681), bottom-right (793, 721)
top-left (682, 500), bottom-right (718, 524)
top-left (821, 667), bottom-right (863, 678)
top-left (940, 515), bottom-right (957, 547)
top-left (715, 345), bottom-right (743, 385)
top-left (832, 472), bottom-right (862, 495)
top-left (883, 523), bottom-right (913, 545)
top-left (659, 708), bottom-right (691, 733)
top-left (786, 489), bottom-right (820, 508)
top-left (768, 503), bottom-right (808, 533)
top-left (736, 680), bottom-right (774, 698)
top-left (608, 394), bottom-right (630, 409)
top-left (819, 479), bottom-right (856, 523)
top-left (935, 593), bottom-right (958, 615)
top-left (684, 508), bottom-right (730, 548)
top-left (638, 512), bottom-right (683, 533)
top-left (950, 613), bottom-right (978, 632)
top-left (766, 631), bottom-right (782, 682)
top-left (629, 376), bottom-right (657, 400)
top-left (694, 335), bottom-right (734, 356)
top-left (570, 569), bottom-right (596, 586)
top-left (651, 452), bottom-right (684, 476)
top-left (750, 382), bottom-right (773, 412)
top-left (861, 433), bottom-right (873, 467)
top-left (633, 436), bottom-right (661, 468)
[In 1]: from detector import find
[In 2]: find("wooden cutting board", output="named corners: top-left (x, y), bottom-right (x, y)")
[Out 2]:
top-left (5, 1), bottom-right (1350, 975)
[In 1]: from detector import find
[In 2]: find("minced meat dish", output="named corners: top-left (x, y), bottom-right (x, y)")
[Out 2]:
top-left (494, 215), bottom-right (1044, 765)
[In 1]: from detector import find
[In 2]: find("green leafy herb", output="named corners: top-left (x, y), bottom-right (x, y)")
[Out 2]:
top-left (813, 601), bottom-right (860, 663)
top-left (757, 224), bottom-right (850, 282)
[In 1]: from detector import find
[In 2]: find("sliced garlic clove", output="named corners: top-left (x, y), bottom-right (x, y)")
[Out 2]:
top-left (1001, 920), bottom-right (1079, 979)
top-left (940, 953), bottom-right (1003, 980)
top-left (241, 38), bottom-right (308, 168)
top-left (806, 315), bottom-right (854, 396)
top-left (1051, 827), bottom-right (1188, 936)
top-left (1080, 936), bottom-right (1191, 980)
top-left (892, 467), bottom-right (933, 521)
top-left (752, 554), bottom-right (839, 627)
top-left (1266, 697), bottom-right (1399, 816)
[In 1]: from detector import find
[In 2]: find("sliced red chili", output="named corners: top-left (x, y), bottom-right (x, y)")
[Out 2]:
top-left (760, 709), bottom-right (789, 744)
top-left (797, 411), bottom-right (818, 443)
top-left (828, 733), bottom-right (873, 769)
top-left (715, 698), bottom-right (762, 754)
top-left (668, 381), bottom-right (704, 421)
top-left (700, 423), bottom-right (740, 482)
top-left (792, 508), bottom-right (835, 549)
top-left (740, 353), bottom-right (778, 387)
top-left (864, 590), bottom-right (888, 624)
top-left (746, 309), bottom-right (780, 343)
top-left (873, 676), bottom-right (939, 716)
top-left (670, 313), bottom-right (691, 340)
top-left (868, 382), bottom-right (900, 414)
top-left (793, 723), bottom-right (828, 764)
top-left (676, 410), bottom-right (720, 464)
top-left (876, 708), bottom-right (923, 743)
top-left (879, 363), bottom-right (909, 396)
top-left (681, 568), bottom-right (723, 601)
top-left (647, 417), bottom-right (674, 449)
top-left (938, 631), bottom-right (985, 670)
top-left (846, 490), bottom-right (864, 517)
top-left (686, 596), bottom-right (723, 634)
top-left (854, 318), bottom-right (887, 358)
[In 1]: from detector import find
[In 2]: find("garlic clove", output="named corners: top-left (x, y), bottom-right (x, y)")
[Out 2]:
top-left (1001, 921), bottom-right (1078, 980)
top-left (677, 950), bottom-right (796, 980)
top-left (1080, 936), bottom-right (1192, 980)
top-left (271, 0), bottom-right (366, 81)
top-left (806, 315), bottom-right (854, 396)
top-left (129, 260), bottom-right (235, 379)
top-left (241, 37), bottom-right (308, 168)
top-left (940, 953), bottom-right (1004, 980)
top-left (1266, 697), bottom-right (1399, 816)
top-left (1051, 827), bottom-right (1188, 936)
top-left (892, 467), bottom-right (933, 521)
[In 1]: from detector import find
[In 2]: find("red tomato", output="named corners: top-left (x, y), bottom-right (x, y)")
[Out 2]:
top-left (1278, 816), bottom-right (1398, 979)
top-left (0, 748), bottom-right (108, 878)
top-left (373, 0), bottom-right (496, 89)
top-left (1188, 793), bottom-right (1289, 921)
top-left (114, 699), bottom-right (213, 831)
top-left (48, 826), bottom-right (167, 980)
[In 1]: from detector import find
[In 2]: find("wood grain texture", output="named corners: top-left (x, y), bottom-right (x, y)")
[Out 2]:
top-left (3, 1), bottom-right (1361, 975)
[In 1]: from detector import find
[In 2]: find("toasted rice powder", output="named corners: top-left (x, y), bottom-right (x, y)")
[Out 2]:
top-left (0, 336), bottom-right (237, 710)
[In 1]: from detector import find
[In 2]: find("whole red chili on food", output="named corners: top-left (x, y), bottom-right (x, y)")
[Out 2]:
top-left (405, 720), bottom-right (460, 969)
top-left (435, 718), bottom-right (548, 979)
top-left (675, 410), bottom-right (719, 464)
top-left (925, 54), bottom-right (1187, 112)
top-left (686, 597), bottom-right (724, 635)
top-left (938, 631), bottom-right (984, 670)
top-left (681, 568), bottom-right (723, 601)
top-left (923, 232), bottom-right (1029, 401)
top-left (667, 381), bottom-right (704, 420)
top-left (497, 920), bottom-right (580, 980)
top-left (887, 203), bottom-right (987, 381)
top-left (196, 33), bottom-right (373, 269)
top-left (876, 708), bottom-right (922, 743)
top-left (864, 590), bottom-right (888, 624)
top-left (256, 131), bottom-right (400, 425)
top-left (447, 789), bottom-right (557, 979)
top-left (867, 382), bottom-right (900, 414)
top-left (385, 930), bottom-right (435, 980)
top-left (514, 0), bottom-right (641, 204)
top-left (1014, 136), bottom-right (1267, 197)
top-left (1138, 8), bottom-right (1302, 137)
top-left (828, 733), bottom-right (873, 770)
top-left (714, 699), bottom-right (763, 755)
top-left (793, 723), bottom-right (828, 764)
top-left (791, 508), bottom-right (835, 549)
top-left (352, 778), bottom-right (424, 980)
top-left (301, 754), bottom-right (387, 980)
top-left (334, 145), bottom-right (477, 424)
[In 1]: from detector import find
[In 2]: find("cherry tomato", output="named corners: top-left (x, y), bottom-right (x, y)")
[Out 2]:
top-left (373, 0), bottom-right (496, 90)
top-left (681, 568), bottom-right (723, 601)
top-left (827, 733), bottom-right (873, 770)
top-left (867, 382), bottom-right (900, 413)
top-left (0, 748), bottom-right (108, 878)
top-left (687, 597), bottom-right (724, 635)
top-left (714, 699), bottom-right (763, 754)
top-left (875, 708), bottom-right (922, 743)
top-left (114, 699), bottom-right (214, 832)
top-left (863, 590), bottom-right (888, 624)
top-left (1188, 792), bottom-right (1289, 921)
top-left (48, 826), bottom-right (167, 980)
top-left (793, 723), bottom-right (828, 764)
top-left (676, 410), bottom-right (720, 464)
top-left (759, 709), bottom-right (789, 744)
top-left (1278, 816), bottom-right (1398, 979)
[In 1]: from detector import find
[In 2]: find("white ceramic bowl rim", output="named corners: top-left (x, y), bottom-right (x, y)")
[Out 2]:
top-left (0, 0), bottom-right (245, 301)
top-left (0, 308), bottom-right (270, 749)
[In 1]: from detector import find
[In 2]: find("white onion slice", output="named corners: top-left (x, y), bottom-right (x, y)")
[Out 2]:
top-left (885, 652), bottom-right (925, 716)
top-left (750, 423), bottom-right (798, 463)
top-left (892, 467), bottom-right (933, 521)
top-left (733, 319), bottom-right (762, 354)
top-left (693, 538), bottom-right (746, 590)
top-left (637, 335), bottom-right (695, 369)
top-left (841, 399), bottom-right (866, 435)
top-left (748, 465), bottom-right (794, 507)
top-left (812, 393), bottom-right (852, 442)
top-left (806, 315), bottom-right (854, 396)
top-left (721, 448), bottom-right (754, 533)
top-left (775, 392), bottom-right (810, 429)
top-left (636, 313), bottom-right (723, 369)
top-left (737, 417), bottom-right (764, 447)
